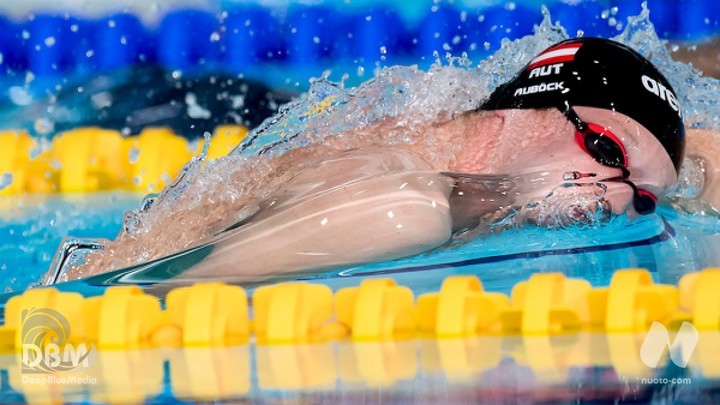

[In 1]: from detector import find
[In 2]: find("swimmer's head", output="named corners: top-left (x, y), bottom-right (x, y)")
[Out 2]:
top-left (480, 37), bottom-right (685, 215)
top-left (481, 37), bottom-right (684, 170)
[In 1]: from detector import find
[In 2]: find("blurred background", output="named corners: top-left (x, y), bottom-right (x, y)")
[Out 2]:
top-left (0, 0), bottom-right (717, 138)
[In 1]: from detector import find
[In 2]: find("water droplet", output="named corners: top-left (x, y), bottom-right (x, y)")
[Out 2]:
top-left (0, 173), bottom-right (12, 190)
top-left (33, 118), bottom-right (53, 134)
top-left (21, 30), bottom-right (30, 40)
top-left (210, 32), bottom-right (220, 42)
top-left (44, 36), bottom-right (55, 47)
top-left (129, 148), bottom-right (140, 164)
top-left (313, 36), bottom-right (320, 44)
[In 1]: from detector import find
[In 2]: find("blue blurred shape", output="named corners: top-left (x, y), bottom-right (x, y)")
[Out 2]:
top-left (608, 0), bottom-right (680, 38)
top-left (350, 9), bottom-right (406, 64)
top-left (287, 6), bottom-right (337, 65)
top-left (549, 0), bottom-right (611, 37)
top-left (461, 5), bottom-right (539, 58)
top-left (94, 14), bottom-right (150, 71)
top-left (676, 0), bottom-right (718, 40)
top-left (24, 15), bottom-right (72, 78)
top-left (223, 6), bottom-right (283, 70)
top-left (158, 10), bottom-right (218, 71)
top-left (479, 5), bottom-right (537, 53)
top-left (63, 18), bottom-right (96, 73)
top-left (0, 16), bottom-right (25, 75)
top-left (644, 0), bottom-right (679, 38)
top-left (416, 6), bottom-right (465, 57)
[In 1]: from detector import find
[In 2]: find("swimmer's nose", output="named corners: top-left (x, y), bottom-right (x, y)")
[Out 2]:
top-left (602, 180), bottom-right (636, 215)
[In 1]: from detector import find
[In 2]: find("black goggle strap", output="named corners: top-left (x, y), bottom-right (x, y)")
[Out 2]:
top-left (624, 180), bottom-right (657, 215)
top-left (562, 106), bottom-right (589, 134)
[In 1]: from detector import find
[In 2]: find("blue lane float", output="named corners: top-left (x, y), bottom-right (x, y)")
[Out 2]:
top-left (158, 9), bottom-right (218, 71)
top-left (286, 6), bottom-right (339, 66)
top-left (94, 14), bottom-right (153, 71)
top-left (675, 0), bottom-right (720, 40)
top-left (549, 0), bottom-right (612, 38)
top-left (416, 7), bottom-right (466, 58)
top-left (0, 1), bottom-right (717, 80)
top-left (24, 15), bottom-right (73, 78)
top-left (471, 5), bottom-right (537, 56)
top-left (0, 16), bottom-right (25, 75)
top-left (347, 9), bottom-right (407, 65)
top-left (222, 7), bottom-right (284, 70)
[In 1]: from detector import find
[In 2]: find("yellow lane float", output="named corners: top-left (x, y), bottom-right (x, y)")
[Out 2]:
top-left (0, 124), bottom-right (249, 195)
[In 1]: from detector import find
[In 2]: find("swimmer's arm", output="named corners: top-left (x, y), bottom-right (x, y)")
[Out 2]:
top-left (682, 129), bottom-right (720, 209)
top-left (178, 149), bottom-right (455, 280)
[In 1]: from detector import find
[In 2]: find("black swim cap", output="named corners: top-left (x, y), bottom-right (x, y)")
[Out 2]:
top-left (480, 38), bottom-right (685, 173)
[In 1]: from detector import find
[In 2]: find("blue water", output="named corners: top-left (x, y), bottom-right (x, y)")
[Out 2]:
top-left (1, 191), bottom-right (718, 297)
top-left (0, 193), bottom-right (141, 291)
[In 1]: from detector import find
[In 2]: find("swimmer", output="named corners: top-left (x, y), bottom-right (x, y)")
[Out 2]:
top-left (54, 38), bottom-right (720, 283)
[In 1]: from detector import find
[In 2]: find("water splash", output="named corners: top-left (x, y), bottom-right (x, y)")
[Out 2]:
top-left (612, 2), bottom-right (720, 127)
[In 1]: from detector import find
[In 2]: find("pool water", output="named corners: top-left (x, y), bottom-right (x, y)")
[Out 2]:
top-left (0, 189), bottom-right (718, 404)
top-left (1, 191), bottom-right (718, 297)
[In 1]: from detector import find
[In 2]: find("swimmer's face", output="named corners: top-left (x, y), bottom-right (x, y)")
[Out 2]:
top-left (497, 107), bottom-right (678, 218)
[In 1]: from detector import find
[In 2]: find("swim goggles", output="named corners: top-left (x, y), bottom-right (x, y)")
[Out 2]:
top-left (564, 108), bottom-right (658, 215)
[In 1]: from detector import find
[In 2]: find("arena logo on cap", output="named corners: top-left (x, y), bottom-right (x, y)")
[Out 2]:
top-left (527, 43), bottom-right (582, 69)
top-left (641, 74), bottom-right (680, 114)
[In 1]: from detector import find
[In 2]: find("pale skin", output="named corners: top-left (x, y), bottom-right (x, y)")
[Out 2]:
top-left (62, 106), bottom-right (720, 282)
